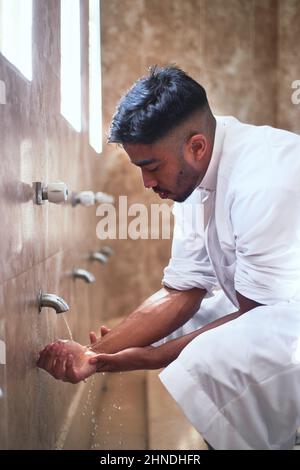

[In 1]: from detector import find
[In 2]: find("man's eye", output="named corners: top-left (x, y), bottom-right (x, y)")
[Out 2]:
top-left (147, 167), bottom-right (159, 173)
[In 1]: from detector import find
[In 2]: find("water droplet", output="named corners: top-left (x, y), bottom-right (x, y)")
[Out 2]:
top-left (108, 416), bottom-right (112, 420)
top-left (91, 418), bottom-right (96, 423)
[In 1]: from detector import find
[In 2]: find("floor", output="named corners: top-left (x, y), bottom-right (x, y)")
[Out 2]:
top-left (89, 368), bottom-right (207, 450)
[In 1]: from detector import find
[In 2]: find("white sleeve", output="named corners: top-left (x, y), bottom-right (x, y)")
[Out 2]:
top-left (232, 186), bottom-right (300, 305)
top-left (162, 194), bottom-right (218, 294)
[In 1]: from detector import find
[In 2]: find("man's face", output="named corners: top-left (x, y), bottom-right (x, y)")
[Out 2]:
top-left (124, 136), bottom-right (208, 202)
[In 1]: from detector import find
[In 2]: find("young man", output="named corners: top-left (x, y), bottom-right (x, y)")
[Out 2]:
top-left (38, 66), bottom-right (300, 449)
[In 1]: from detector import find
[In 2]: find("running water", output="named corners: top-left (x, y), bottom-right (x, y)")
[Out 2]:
top-left (61, 312), bottom-right (73, 341)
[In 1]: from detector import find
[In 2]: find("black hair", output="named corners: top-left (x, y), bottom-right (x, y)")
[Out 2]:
top-left (108, 65), bottom-right (209, 145)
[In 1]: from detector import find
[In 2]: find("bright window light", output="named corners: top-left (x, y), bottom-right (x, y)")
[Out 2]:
top-left (60, 0), bottom-right (81, 132)
top-left (0, 0), bottom-right (33, 81)
top-left (89, 0), bottom-right (102, 153)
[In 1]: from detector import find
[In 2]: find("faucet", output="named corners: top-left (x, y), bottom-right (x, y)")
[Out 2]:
top-left (72, 268), bottom-right (96, 283)
top-left (90, 252), bottom-right (108, 264)
top-left (38, 291), bottom-right (69, 314)
top-left (100, 246), bottom-right (114, 257)
top-left (71, 190), bottom-right (114, 207)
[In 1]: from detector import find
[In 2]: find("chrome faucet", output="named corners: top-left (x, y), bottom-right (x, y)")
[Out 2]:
top-left (90, 252), bottom-right (108, 264)
top-left (72, 268), bottom-right (96, 283)
top-left (38, 291), bottom-right (69, 314)
top-left (100, 246), bottom-right (114, 257)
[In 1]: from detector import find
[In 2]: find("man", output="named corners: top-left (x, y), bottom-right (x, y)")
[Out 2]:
top-left (37, 66), bottom-right (300, 449)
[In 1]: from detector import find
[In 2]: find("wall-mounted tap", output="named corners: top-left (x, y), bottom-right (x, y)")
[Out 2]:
top-left (90, 252), bottom-right (108, 264)
top-left (71, 190), bottom-right (95, 207)
top-left (34, 181), bottom-right (68, 205)
top-left (71, 190), bottom-right (114, 207)
top-left (38, 291), bottom-right (69, 314)
top-left (72, 268), bottom-right (96, 283)
top-left (100, 246), bottom-right (114, 257)
top-left (94, 192), bottom-right (115, 204)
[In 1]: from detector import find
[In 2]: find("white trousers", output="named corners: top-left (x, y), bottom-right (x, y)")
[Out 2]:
top-left (158, 291), bottom-right (300, 449)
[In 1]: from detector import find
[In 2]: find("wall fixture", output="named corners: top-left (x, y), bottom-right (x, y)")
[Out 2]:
top-left (90, 251), bottom-right (108, 264)
top-left (72, 268), bottom-right (96, 283)
top-left (38, 290), bottom-right (69, 314)
top-left (100, 246), bottom-right (114, 257)
top-left (34, 181), bottom-right (69, 205)
top-left (71, 190), bottom-right (114, 207)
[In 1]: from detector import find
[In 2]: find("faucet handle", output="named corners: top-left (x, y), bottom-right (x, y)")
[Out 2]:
top-left (71, 190), bottom-right (95, 207)
top-left (47, 182), bottom-right (69, 203)
top-left (34, 181), bottom-right (69, 205)
top-left (94, 192), bottom-right (115, 204)
top-left (71, 190), bottom-right (114, 207)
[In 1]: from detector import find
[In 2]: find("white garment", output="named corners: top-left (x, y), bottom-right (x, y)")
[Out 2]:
top-left (159, 116), bottom-right (300, 449)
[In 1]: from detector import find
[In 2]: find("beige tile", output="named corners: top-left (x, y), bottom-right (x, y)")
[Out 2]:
top-left (33, 0), bottom-right (60, 79)
top-left (0, 285), bottom-right (8, 449)
top-left (203, 0), bottom-right (253, 72)
top-left (1, 252), bottom-right (108, 449)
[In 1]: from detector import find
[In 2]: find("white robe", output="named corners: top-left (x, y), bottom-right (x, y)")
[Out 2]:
top-left (158, 116), bottom-right (300, 449)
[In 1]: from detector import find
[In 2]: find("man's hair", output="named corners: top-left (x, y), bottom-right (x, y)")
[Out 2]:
top-left (108, 65), bottom-right (209, 145)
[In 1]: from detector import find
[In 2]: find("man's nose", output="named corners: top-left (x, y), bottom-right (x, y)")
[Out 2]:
top-left (141, 170), bottom-right (157, 189)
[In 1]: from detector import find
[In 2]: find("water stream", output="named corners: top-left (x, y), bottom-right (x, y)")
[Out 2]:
top-left (61, 312), bottom-right (73, 341)
top-left (59, 315), bottom-right (125, 449)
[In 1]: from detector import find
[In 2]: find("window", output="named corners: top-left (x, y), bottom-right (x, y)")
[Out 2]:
top-left (89, 0), bottom-right (102, 153)
top-left (60, 0), bottom-right (81, 132)
top-left (0, 0), bottom-right (33, 81)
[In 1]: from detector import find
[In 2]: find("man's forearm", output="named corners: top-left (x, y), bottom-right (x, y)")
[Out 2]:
top-left (149, 291), bottom-right (263, 369)
top-left (91, 287), bottom-right (206, 354)
top-left (149, 310), bottom-right (242, 369)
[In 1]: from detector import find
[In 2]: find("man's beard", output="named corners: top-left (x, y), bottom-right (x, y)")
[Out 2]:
top-left (173, 159), bottom-right (201, 202)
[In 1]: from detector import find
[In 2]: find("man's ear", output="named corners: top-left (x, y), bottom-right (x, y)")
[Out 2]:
top-left (189, 134), bottom-right (207, 162)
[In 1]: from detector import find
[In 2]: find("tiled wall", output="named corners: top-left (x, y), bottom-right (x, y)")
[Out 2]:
top-left (0, 0), bottom-right (299, 450)
top-left (0, 0), bottom-right (109, 449)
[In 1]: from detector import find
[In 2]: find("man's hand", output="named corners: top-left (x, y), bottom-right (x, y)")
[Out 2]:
top-left (89, 325), bottom-right (111, 345)
top-left (88, 345), bottom-right (158, 372)
top-left (37, 340), bottom-right (98, 384)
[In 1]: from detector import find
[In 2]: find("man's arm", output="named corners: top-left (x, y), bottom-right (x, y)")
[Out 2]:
top-left (147, 291), bottom-right (263, 368)
top-left (90, 286), bottom-right (206, 354)
top-left (37, 286), bottom-right (206, 382)
top-left (88, 292), bottom-right (263, 372)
